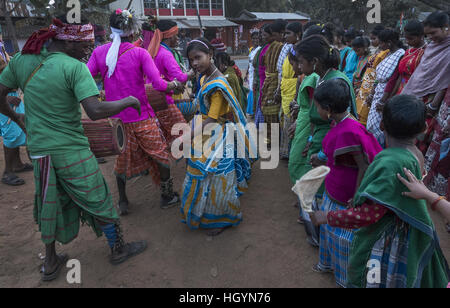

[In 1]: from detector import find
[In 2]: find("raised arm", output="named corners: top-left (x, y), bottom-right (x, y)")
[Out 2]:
top-left (164, 52), bottom-right (190, 83)
top-left (141, 50), bottom-right (174, 92)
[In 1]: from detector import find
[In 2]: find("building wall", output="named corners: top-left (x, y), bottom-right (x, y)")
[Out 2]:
top-left (234, 19), bottom-right (308, 50)
top-left (109, 0), bottom-right (146, 18)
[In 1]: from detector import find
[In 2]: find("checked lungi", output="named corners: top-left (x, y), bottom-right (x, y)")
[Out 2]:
top-left (33, 149), bottom-right (118, 245)
top-left (114, 117), bottom-right (171, 185)
top-left (155, 104), bottom-right (186, 144)
top-left (318, 192), bottom-right (356, 288)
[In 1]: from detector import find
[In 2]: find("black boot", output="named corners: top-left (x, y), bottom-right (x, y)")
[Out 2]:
top-left (160, 178), bottom-right (180, 209)
top-left (110, 223), bottom-right (147, 265)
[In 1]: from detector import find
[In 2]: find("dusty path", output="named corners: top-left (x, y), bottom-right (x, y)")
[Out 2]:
top-left (0, 146), bottom-right (448, 288)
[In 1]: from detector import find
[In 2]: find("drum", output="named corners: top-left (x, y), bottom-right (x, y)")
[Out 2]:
top-left (175, 99), bottom-right (198, 122)
top-left (145, 84), bottom-right (168, 112)
top-left (81, 118), bottom-right (127, 158)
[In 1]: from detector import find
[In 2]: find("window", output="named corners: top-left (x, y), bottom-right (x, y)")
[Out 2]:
top-left (158, 0), bottom-right (171, 9)
top-left (172, 0), bottom-right (184, 9)
top-left (143, 0), bottom-right (156, 9)
top-left (185, 0), bottom-right (209, 9)
top-left (211, 0), bottom-right (222, 9)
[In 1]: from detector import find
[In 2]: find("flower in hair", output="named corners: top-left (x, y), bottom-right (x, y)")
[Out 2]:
top-left (116, 9), bottom-right (123, 15)
top-left (122, 10), bottom-right (132, 19)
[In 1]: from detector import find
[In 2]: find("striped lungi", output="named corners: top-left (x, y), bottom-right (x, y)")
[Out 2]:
top-left (318, 192), bottom-right (356, 288)
top-left (114, 117), bottom-right (171, 185)
top-left (155, 104), bottom-right (187, 144)
top-left (33, 149), bottom-right (118, 245)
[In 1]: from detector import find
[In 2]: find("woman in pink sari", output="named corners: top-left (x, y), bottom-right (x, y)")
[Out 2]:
top-left (309, 79), bottom-right (382, 287)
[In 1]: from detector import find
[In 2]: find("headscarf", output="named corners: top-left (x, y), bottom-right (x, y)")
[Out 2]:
top-left (147, 25), bottom-right (179, 58)
top-left (22, 19), bottom-right (94, 55)
top-left (402, 36), bottom-right (450, 97)
top-left (211, 38), bottom-right (226, 52)
top-left (105, 9), bottom-right (141, 78)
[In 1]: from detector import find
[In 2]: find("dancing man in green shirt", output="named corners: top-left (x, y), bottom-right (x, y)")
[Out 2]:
top-left (0, 19), bottom-right (147, 282)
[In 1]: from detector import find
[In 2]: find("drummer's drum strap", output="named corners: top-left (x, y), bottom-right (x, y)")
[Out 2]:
top-left (23, 61), bottom-right (45, 92)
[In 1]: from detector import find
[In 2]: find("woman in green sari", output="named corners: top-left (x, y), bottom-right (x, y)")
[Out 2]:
top-left (290, 35), bottom-right (357, 186)
top-left (289, 34), bottom-right (357, 246)
top-left (215, 52), bottom-right (247, 113)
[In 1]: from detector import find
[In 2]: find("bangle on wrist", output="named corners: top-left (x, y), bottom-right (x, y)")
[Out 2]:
top-left (431, 196), bottom-right (446, 211)
top-left (427, 104), bottom-right (438, 111)
top-left (318, 150), bottom-right (328, 162)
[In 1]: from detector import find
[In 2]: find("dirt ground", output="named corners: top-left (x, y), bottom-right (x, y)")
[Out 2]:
top-left (0, 145), bottom-right (449, 288)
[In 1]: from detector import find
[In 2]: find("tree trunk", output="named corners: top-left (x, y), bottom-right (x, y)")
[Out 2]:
top-left (5, 15), bottom-right (19, 53)
top-left (1, 1), bottom-right (21, 53)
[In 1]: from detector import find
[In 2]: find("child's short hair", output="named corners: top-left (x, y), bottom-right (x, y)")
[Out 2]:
top-left (382, 95), bottom-right (426, 139)
top-left (313, 79), bottom-right (351, 114)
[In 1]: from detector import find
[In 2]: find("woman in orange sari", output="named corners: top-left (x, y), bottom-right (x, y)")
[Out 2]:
top-left (355, 27), bottom-right (389, 126)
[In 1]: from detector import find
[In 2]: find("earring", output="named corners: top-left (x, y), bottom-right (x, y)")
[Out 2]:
top-left (313, 64), bottom-right (316, 71)
top-left (211, 58), bottom-right (215, 65)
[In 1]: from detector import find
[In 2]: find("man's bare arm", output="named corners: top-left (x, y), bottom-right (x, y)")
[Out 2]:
top-left (81, 95), bottom-right (141, 121)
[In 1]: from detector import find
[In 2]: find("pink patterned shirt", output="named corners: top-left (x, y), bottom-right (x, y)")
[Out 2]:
top-left (152, 45), bottom-right (188, 105)
top-left (87, 42), bottom-right (168, 123)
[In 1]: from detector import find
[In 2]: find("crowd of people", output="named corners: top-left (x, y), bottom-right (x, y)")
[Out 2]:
top-left (244, 12), bottom-right (449, 288)
top-left (0, 7), bottom-right (449, 288)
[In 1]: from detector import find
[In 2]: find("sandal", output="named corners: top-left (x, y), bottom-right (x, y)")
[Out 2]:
top-left (96, 158), bottom-right (107, 164)
top-left (13, 163), bottom-right (33, 173)
top-left (1, 173), bottom-right (25, 186)
top-left (41, 254), bottom-right (69, 282)
top-left (312, 263), bottom-right (332, 274)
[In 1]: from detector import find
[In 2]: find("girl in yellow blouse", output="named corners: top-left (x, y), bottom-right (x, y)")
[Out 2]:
top-left (181, 38), bottom-right (254, 236)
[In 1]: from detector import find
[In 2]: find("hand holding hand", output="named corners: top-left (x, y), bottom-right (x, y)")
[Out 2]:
top-left (309, 211), bottom-right (328, 226)
top-left (309, 153), bottom-right (323, 168)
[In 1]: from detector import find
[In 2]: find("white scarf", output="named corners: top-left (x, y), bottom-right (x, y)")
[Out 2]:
top-left (105, 27), bottom-right (131, 78)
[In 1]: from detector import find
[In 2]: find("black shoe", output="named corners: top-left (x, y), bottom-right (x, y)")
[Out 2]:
top-left (118, 201), bottom-right (129, 216)
top-left (160, 192), bottom-right (180, 209)
top-left (110, 241), bottom-right (147, 265)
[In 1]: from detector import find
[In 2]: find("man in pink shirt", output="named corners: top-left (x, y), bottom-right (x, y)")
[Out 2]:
top-left (146, 20), bottom-right (195, 142)
top-left (87, 9), bottom-right (182, 215)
